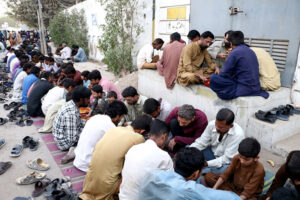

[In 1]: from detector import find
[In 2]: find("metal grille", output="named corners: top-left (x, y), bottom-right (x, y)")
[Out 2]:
top-left (215, 37), bottom-right (289, 71)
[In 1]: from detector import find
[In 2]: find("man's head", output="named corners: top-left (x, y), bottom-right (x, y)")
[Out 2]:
top-left (152, 38), bottom-right (164, 50)
top-left (197, 31), bottom-right (214, 50)
top-left (143, 98), bottom-right (161, 118)
top-left (187, 30), bottom-right (201, 42)
top-left (88, 70), bottom-right (102, 86)
top-left (107, 91), bottom-right (118, 103)
top-left (286, 151), bottom-right (300, 185)
top-left (224, 30), bottom-right (233, 48)
top-left (61, 63), bottom-right (73, 73)
top-left (38, 56), bottom-right (45, 63)
top-left (228, 30), bottom-right (244, 49)
top-left (270, 187), bottom-right (299, 200)
top-left (44, 57), bottom-right (50, 65)
top-left (215, 108), bottom-right (234, 134)
top-left (61, 78), bottom-right (75, 92)
top-left (20, 54), bottom-right (29, 63)
top-left (175, 147), bottom-right (205, 181)
top-left (91, 85), bottom-right (104, 99)
top-left (72, 44), bottom-right (79, 50)
top-left (64, 65), bottom-right (76, 79)
top-left (148, 119), bottom-right (169, 149)
top-left (41, 71), bottom-right (54, 82)
top-left (170, 32), bottom-right (181, 42)
top-left (48, 57), bottom-right (55, 65)
top-left (131, 114), bottom-right (153, 136)
top-left (23, 63), bottom-right (33, 74)
top-left (238, 138), bottom-right (261, 167)
top-left (30, 66), bottom-right (40, 77)
top-left (105, 100), bottom-right (128, 125)
top-left (81, 70), bottom-right (90, 81)
top-left (177, 104), bottom-right (196, 127)
top-left (71, 85), bottom-right (91, 107)
top-left (62, 42), bottom-right (68, 47)
top-left (122, 86), bottom-right (139, 105)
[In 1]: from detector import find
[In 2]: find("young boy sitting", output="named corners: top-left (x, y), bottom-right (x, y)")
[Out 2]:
top-left (107, 90), bottom-right (117, 103)
top-left (205, 138), bottom-right (265, 200)
top-left (88, 85), bottom-right (108, 116)
top-left (81, 70), bottom-right (90, 88)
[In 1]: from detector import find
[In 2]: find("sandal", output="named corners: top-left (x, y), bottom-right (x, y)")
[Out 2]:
top-left (26, 158), bottom-right (50, 171)
top-left (0, 118), bottom-right (8, 125)
top-left (0, 161), bottom-right (12, 175)
top-left (270, 107), bottom-right (289, 121)
top-left (3, 103), bottom-right (10, 110)
top-left (16, 119), bottom-right (25, 127)
top-left (0, 138), bottom-right (6, 149)
top-left (26, 119), bottom-right (33, 126)
top-left (10, 144), bottom-right (23, 157)
top-left (29, 139), bottom-right (39, 151)
top-left (16, 171), bottom-right (46, 185)
top-left (255, 110), bottom-right (277, 123)
top-left (286, 104), bottom-right (300, 115)
top-left (22, 136), bottom-right (33, 148)
top-left (32, 178), bottom-right (51, 197)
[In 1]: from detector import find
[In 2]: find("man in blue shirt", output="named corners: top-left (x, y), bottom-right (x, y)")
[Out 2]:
top-left (22, 66), bottom-right (40, 104)
top-left (71, 44), bottom-right (87, 62)
top-left (209, 31), bottom-right (269, 100)
top-left (138, 147), bottom-right (241, 200)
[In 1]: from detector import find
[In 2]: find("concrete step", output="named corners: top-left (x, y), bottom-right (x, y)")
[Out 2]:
top-left (247, 114), bottom-right (300, 155)
top-left (272, 133), bottom-right (300, 157)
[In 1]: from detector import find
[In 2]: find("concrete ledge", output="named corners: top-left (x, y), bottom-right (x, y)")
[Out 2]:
top-left (138, 69), bottom-right (294, 153)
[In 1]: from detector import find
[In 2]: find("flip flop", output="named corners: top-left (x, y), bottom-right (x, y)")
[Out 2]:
top-left (0, 138), bottom-right (6, 149)
top-left (3, 104), bottom-right (10, 110)
top-left (16, 171), bottom-right (46, 185)
top-left (270, 108), bottom-right (289, 121)
top-left (16, 119), bottom-right (25, 127)
top-left (26, 158), bottom-right (50, 171)
top-left (0, 161), bottom-right (12, 175)
top-left (255, 110), bottom-right (277, 123)
top-left (286, 104), bottom-right (300, 115)
top-left (32, 178), bottom-right (51, 197)
top-left (10, 144), bottom-right (23, 157)
top-left (0, 118), bottom-right (8, 125)
top-left (26, 119), bottom-right (33, 126)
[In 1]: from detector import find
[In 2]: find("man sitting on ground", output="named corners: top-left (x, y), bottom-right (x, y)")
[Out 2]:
top-left (119, 119), bottom-right (173, 200)
top-left (157, 32), bottom-right (185, 89)
top-left (205, 138), bottom-right (265, 200)
top-left (210, 31), bottom-right (269, 100)
top-left (207, 30), bottom-right (233, 69)
top-left (143, 98), bottom-right (172, 121)
top-left (80, 115), bottom-right (152, 200)
top-left (250, 47), bottom-right (281, 91)
top-left (41, 78), bottom-right (75, 115)
top-left (137, 38), bottom-right (164, 69)
top-left (138, 147), bottom-right (241, 200)
top-left (74, 100), bottom-right (128, 171)
top-left (165, 104), bottom-right (208, 152)
top-left (187, 29), bottom-right (201, 43)
top-left (87, 85), bottom-right (108, 117)
top-left (88, 69), bottom-right (122, 100)
top-left (64, 64), bottom-right (82, 86)
top-left (190, 108), bottom-right (245, 174)
top-left (21, 66), bottom-right (40, 104)
top-left (12, 63), bottom-right (32, 101)
top-left (121, 86), bottom-right (148, 125)
top-left (27, 72), bottom-right (54, 117)
top-left (53, 86), bottom-right (91, 151)
top-left (71, 44), bottom-right (87, 62)
top-left (177, 31), bottom-right (218, 87)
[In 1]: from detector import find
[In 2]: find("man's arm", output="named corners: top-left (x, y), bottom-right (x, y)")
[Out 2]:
top-left (164, 107), bottom-right (178, 126)
top-left (207, 41), bottom-right (222, 59)
top-left (213, 177), bottom-right (224, 189)
top-left (182, 45), bottom-right (197, 72)
top-left (190, 122), bottom-right (213, 151)
top-left (204, 50), bottom-right (218, 73)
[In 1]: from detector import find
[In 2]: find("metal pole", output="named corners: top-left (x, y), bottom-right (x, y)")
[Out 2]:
top-left (37, 0), bottom-right (47, 55)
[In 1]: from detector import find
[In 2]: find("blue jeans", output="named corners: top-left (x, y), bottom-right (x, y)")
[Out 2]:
top-left (201, 147), bottom-right (229, 175)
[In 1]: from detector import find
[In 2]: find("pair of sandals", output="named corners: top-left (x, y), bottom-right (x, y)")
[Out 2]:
top-left (16, 119), bottom-right (33, 127)
top-left (3, 102), bottom-right (21, 111)
top-left (44, 177), bottom-right (77, 200)
top-left (23, 136), bottom-right (39, 151)
top-left (255, 104), bottom-right (300, 123)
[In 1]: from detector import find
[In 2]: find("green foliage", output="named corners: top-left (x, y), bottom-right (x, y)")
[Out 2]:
top-left (99, 0), bottom-right (144, 75)
top-left (49, 9), bottom-right (89, 56)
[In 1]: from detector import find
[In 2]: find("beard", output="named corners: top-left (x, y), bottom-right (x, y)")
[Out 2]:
top-left (224, 42), bottom-right (231, 48)
top-left (200, 46), bottom-right (208, 50)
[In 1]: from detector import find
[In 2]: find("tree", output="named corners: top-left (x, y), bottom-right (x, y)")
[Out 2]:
top-left (98, 0), bottom-right (144, 75)
top-left (6, 0), bottom-right (84, 28)
top-left (49, 9), bottom-right (89, 56)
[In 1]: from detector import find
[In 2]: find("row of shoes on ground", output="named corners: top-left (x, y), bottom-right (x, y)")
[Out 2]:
top-left (10, 136), bottom-right (39, 157)
top-left (255, 104), bottom-right (300, 123)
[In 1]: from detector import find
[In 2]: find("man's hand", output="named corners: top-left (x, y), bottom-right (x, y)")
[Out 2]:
top-left (168, 139), bottom-right (176, 151)
top-left (239, 195), bottom-right (247, 200)
top-left (266, 197), bottom-right (270, 200)
top-left (196, 73), bottom-right (208, 82)
top-left (215, 67), bottom-right (220, 75)
top-left (204, 161), bottom-right (208, 167)
top-left (151, 55), bottom-right (159, 63)
top-left (217, 53), bottom-right (228, 59)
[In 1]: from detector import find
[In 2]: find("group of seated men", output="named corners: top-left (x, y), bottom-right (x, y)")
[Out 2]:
top-left (138, 30), bottom-right (281, 100)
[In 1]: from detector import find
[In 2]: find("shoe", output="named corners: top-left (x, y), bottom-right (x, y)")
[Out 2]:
top-left (16, 171), bottom-right (46, 185)
top-left (26, 158), bottom-right (50, 171)
top-left (0, 118), bottom-right (8, 125)
top-left (286, 104), bottom-right (300, 115)
top-left (0, 138), bottom-right (6, 149)
top-left (32, 178), bottom-right (51, 197)
top-left (22, 136), bottom-right (33, 148)
top-left (29, 139), bottom-right (39, 151)
top-left (61, 147), bottom-right (75, 164)
top-left (10, 144), bottom-right (23, 157)
top-left (0, 161), bottom-right (12, 175)
top-left (255, 110), bottom-right (277, 123)
top-left (16, 119), bottom-right (25, 127)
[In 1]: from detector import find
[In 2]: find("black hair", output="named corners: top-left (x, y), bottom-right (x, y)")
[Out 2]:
top-left (92, 85), bottom-right (103, 94)
top-left (41, 71), bottom-right (53, 80)
top-left (175, 147), bottom-right (205, 178)
top-left (224, 30), bottom-right (233, 37)
top-left (15, 51), bottom-right (22, 58)
top-left (148, 119), bottom-right (169, 137)
top-left (23, 63), bottom-right (32, 71)
top-left (64, 65), bottom-right (76, 75)
top-left (187, 30), bottom-right (200, 40)
top-left (170, 32), bottom-right (181, 42)
top-left (81, 70), bottom-right (90, 78)
top-left (216, 108), bottom-right (235, 125)
top-left (131, 114), bottom-right (152, 132)
top-left (153, 38), bottom-right (164, 45)
top-left (270, 187), bottom-right (299, 200)
top-left (38, 55), bottom-right (45, 61)
top-left (66, 92), bottom-right (72, 102)
top-left (238, 138), bottom-right (261, 158)
top-left (122, 86), bottom-right (138, 98)
top-left (286, 151), bottom-right (300, 180)
top-left (72, 44), bottom-right (79, 49)
top-left (105, 100), bottom-right (128, 118)
top-left (61, 63), bottom-right (73, 70)
top-left (143, 98), bottom-right (160, 114)
top-left (107, 91), bottom-right (117, 99)
top-left (88, 70), bottom-right (102, 80)
top-left (228, 31), bottom-right (244, 46)
top-left (200, 31), bottom-right (215, 40)
top-left (61, 78), bottom-right (75, 89)
top-left (44, 57), bottom-right (50, 61)
top-left (71, 85), bottom-right (91, 102)
top-left (30, 66), bottom-right (40, 75)
top-left (48, 57), bottom-right (54, 62)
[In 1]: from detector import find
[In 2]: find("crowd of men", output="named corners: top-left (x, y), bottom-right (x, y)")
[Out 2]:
top-left (139, 30), bottom-right (281, 100)
top-left (1, 29), bottom-right (299, 200)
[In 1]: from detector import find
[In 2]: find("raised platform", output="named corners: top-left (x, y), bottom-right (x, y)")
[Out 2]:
top-left (138, 69), bottom-right (297, 155)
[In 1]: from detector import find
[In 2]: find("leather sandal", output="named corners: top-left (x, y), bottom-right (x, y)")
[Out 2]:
top-left (0, 161), bottom-right (12, 175)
